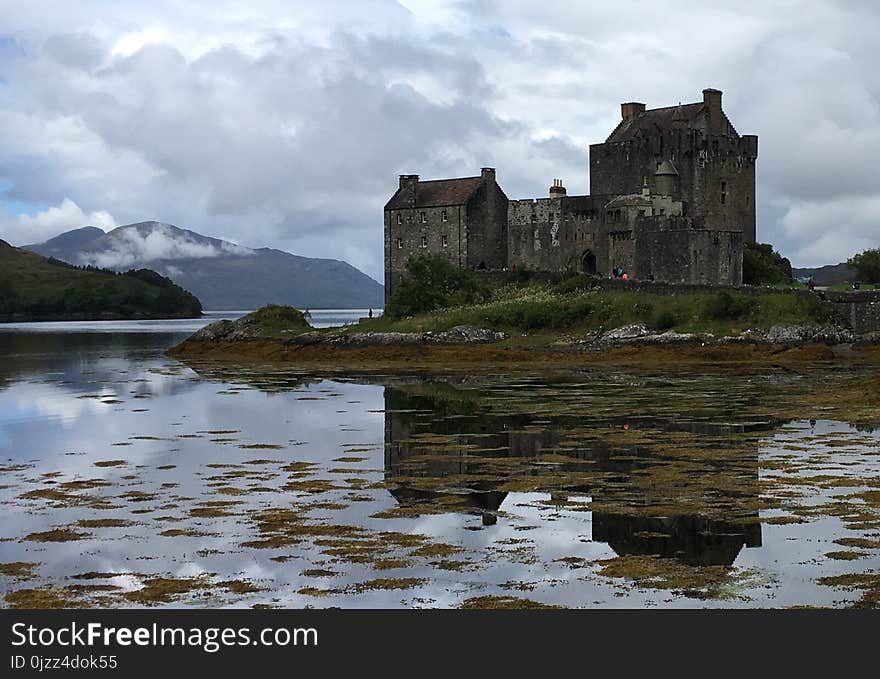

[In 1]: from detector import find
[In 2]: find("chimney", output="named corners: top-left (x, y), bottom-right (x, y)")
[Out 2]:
top-left (399, 174), bottom-right (419, 190)
top-left (549, 178), bottom-right (567, 198)
top-left (703, 88), bottom-right (722, 114)
top-left (481, 167), bottom-right (496, 182)
top-left (621, 102), bottom-right (646, 121)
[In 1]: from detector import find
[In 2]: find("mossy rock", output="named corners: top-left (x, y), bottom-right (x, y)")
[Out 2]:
top-left (190, 305), bottom-right (313, 341)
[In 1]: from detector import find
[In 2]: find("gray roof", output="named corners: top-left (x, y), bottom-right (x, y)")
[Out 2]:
top-left (605, 193), bottom-right (652, 209)
top-left (655, 159), bottom-right (679, 176)
top-left (385, 176), bottom-right (483, 210)
top-left (606, 102), bottom-right (709, 143)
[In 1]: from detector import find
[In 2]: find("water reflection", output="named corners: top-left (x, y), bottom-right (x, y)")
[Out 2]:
top-left (1, 328), bottom-right (879, 609)
top-left (383, 381), bottom-right (767, 566)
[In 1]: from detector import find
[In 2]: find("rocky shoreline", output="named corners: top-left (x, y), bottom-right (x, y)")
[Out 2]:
top-left (183, 311), bottom-right (876, 352)
top-left (571, 322), bottom-right (879, 349)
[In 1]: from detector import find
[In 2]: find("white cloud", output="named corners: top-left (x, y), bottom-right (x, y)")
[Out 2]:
top-left (111, 25), bottom-right (170, 57)
top-left (0, 198), bottom-right (115, 245)
top-left (781, 196), bottom-right (880, 266)
top-left (0, 0), bottom-right (879, 275)
top-left (80, 223), bottom-right (252, 269)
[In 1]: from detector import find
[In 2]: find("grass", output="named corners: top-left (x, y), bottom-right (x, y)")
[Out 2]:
top-left (342, 284), bottom-right (836, 337)
top-left (241, 305), bottom-right (313, 335)
top-left (826, 282), bottom-right (877, 292)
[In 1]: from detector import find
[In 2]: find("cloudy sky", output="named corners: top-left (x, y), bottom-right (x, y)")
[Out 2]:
top-left (0, 0), bottom-right (878, 279)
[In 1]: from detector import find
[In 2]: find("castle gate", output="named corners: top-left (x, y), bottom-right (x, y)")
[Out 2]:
top-left (580, 250), bottom-right (597, 275)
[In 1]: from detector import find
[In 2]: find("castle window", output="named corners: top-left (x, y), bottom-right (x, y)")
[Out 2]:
top-left (396, 237), bottom-right (403, 249)
top-left (421, 235), bottom-right (428, 248)
top-left (441, 235), bottom-right (448, 248)
top-left (638, 209), bottom-right (645, 217)
top-left (397, 214), bottom-right (402, 225)
top-left (721, 182), bottom-right (727, 205)
top-left (420, 211), bottom-right (427, 223)
top-left (441, 210), bottom-right (448, 222)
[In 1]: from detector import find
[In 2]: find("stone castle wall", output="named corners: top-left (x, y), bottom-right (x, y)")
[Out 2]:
top-left (590, 132), bottom-right (757, 242)
top-left (384, 204), bottom-right (468, 297)
top-left (465, 181), bottom-right (509, 271)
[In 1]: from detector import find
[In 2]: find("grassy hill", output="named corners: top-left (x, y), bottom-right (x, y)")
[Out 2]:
top-left (362, 281), bottom-right (835, 337)
top-left (371, 256), bottom-right (835, 337)
top-left (0, 239), bottom-right (202, 322)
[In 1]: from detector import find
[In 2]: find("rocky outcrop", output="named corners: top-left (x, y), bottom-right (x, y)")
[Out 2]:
top-left (586, 323), bottom-right (860, 348)
top-left (428, 326), bottom-right (508, 344)
top-left (181, 308), bottom-right (872, 358)
top-left (188, 319), bottom-right (507, 347)
top-left (310, 326), bottom-right (508, 347)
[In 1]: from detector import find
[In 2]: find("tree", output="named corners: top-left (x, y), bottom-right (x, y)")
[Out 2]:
top-left (385, 254), bottom-right (490, 319)
top-left (848, 249), bottom-right (880, 284)
top-left (742, 242), bottom-right (792, 285)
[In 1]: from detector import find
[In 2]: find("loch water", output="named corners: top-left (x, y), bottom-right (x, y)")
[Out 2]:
top-left (1, 313), bottom-right (879, 609)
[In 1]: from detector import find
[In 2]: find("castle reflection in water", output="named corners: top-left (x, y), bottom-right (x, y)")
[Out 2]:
top-left (383, 381), bottom-right (765, 567)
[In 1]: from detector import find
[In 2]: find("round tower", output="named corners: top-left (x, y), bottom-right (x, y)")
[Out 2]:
top-left (654, 160), bottom-right (679, 197)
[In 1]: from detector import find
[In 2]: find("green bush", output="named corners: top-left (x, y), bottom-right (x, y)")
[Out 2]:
top-left (651, 309), bottom-right (677, 331)
top-left (385, 254), bottom-right (490, 319)
top-left (552, 274), bottom-right (599, 296)
top-left (848, 249), bottom-right (880, 284)
top-left (704, 292), bottom-right (755, 320)
top-left (743, 242), bottom-right (792, 285)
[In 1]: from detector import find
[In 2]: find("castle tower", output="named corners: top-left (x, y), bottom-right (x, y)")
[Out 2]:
top-left (589, 87), bottom-right (758, 241)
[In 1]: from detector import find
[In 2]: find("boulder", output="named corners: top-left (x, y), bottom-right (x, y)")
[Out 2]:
top-left (429, 326), bottom-right (508, 344)
top-left (737, 328), bottom-right (767, 343)
top-left (601, 323), bottom-right (650, 342)
top-left (765, 325), bottom-right (854, 344)
top-left (651, 330), bottom-right (699, 344)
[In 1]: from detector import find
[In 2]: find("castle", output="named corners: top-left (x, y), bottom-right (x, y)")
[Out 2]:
top-left (384, 88), bottom-right (758, 301)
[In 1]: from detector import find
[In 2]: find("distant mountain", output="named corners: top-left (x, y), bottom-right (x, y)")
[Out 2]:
top-left (25, 221), bottom-right (384, 310)
top-left (0, 239), bottom-right (202, 322)
top-left (26, 226), bottom-right (106, 255)
top-left (792, 262), bottom-right (856, 286)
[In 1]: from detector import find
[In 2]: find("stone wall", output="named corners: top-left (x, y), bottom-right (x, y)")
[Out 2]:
top-left (825, 291), bottom-right (880, 334)
top-left (384, 204), bottom-right (467, 301)
top-left (465, 180), bottom-right (510, 271)
top-left (507, 195), bottom-right (616, 275)
top-left (633, 226), bottom-right (742, 285)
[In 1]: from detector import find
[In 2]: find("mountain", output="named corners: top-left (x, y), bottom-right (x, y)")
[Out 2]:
top-left (0, 239), bottom-right (202, 322)
top-left (25, 222), bottom-right (384, 310)
top-left (792, 262), bottom-right (857, 286)
top-left (26, 226), bottom-right (106, 256)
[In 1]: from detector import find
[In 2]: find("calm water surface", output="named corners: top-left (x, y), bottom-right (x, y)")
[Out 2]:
top-left (1, 313), bottom-right (878, 609)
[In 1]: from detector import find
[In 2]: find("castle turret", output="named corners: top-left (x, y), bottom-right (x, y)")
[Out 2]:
top-left (654, 160), bottom-right (679, 196)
